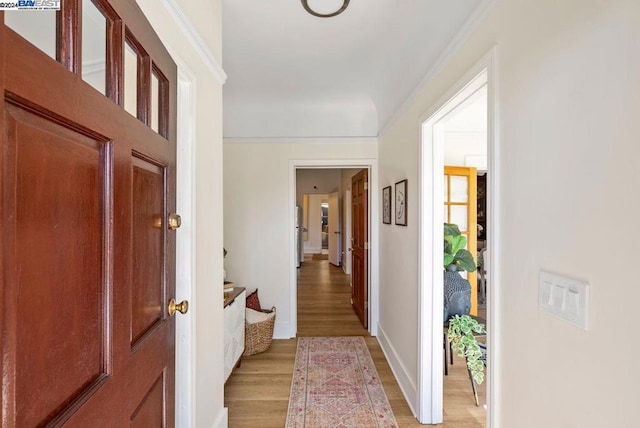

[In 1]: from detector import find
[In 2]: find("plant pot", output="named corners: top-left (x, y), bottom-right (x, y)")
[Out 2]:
top-left (443, 271), bottom-right (471, 324)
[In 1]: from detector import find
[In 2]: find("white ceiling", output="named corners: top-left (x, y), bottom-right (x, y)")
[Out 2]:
top-left (222, 0), bottom-right (489, 139)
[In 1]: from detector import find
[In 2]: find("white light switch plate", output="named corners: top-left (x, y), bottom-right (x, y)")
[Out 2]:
top-left (539, 271), bottom-right (589, 330)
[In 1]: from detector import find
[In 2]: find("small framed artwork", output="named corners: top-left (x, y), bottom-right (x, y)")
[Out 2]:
top-left (395, 179), bottom-right (407, 226)
top-left (382, 186), bottom-right (392, 224)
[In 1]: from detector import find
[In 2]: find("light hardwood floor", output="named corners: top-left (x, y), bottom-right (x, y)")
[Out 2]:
top-left (224, 258), bottom-right (486, 427)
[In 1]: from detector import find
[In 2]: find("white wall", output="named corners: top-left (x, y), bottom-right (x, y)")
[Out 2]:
top-left (304, 193), bottom-right (328, 253)
top-left (136, 1), bottom-right (226, 427)
top-left (224, 141), bottom-right (377, 338)
top-left (296, 169), bottom-right (341, 205)
top-left (378, 0), bottom-right (640, 426)
top-left (443, 86), bottom-right (487, 168)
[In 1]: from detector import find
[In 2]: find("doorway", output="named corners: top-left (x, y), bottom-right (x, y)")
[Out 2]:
top-left (288, 160), bottom-right (379, 337)
top-left (417, 48), bottom-right (499, 425)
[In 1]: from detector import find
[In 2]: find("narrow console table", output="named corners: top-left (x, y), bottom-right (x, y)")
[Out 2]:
top-left (224, 287), bottom-right (246, 383)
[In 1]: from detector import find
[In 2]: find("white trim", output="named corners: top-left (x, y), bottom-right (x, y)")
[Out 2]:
top-left (378, 0), bottom-right (497, 139)
top-left (173, 52), bottom-right (198, 428)
top-left (223, 136), bottom-right (378, 145)
top-left (485, 47), bottom-right (500, 428)
top-left (273, 322), bottom-right (291, 340)
top-left (160, 0), bottom-right (227, 84)
top-left (342, 189), bottom-right (352, 275)
top-left (376, 324), bottom-right (418, 417)
top-left (288, 159), bottom-right (379, 338)
top-left (417, 47), bottom-right (499, 425)
top-left (303, 247), bottom-right (322, 254)
top-left (212, 408), bottom-right (228, 428)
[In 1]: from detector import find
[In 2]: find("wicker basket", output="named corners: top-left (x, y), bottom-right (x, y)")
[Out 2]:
top-left (244, 307), bottom-right (276, 356)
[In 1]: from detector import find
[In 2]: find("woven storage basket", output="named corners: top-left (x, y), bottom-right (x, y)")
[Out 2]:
top-left (244, 307), bottom-right (276, 356)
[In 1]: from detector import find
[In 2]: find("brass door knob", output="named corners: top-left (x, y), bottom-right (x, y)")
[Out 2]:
top-left (168, 213), bottom-right (182, 230)
top-left (168, 298), bottom-right (189, 316)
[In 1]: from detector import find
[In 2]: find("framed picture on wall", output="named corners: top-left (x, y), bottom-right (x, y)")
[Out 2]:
top-left (395, 179), bottom-right (407, 226)
top-left (382, 186), bottom-right (392, 224)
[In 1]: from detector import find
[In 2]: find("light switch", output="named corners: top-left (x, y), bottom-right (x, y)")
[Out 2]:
top-left (539, 271), bottom-right (589, 330)
top-left (565, 290), bottom-right (580, 318)
top-left (551, 284), bottom-right (565, 309)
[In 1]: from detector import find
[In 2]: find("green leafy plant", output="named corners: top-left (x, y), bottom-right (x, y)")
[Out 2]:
top-left (444, 223), bottom-right (477, 272)
top-left (447, 315), bottom-right (486, 384)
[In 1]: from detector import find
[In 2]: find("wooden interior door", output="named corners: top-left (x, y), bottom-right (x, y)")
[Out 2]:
top-left (1, 1), bottom-right (178, 426)
top-left (351, 169), bottom-right (368, 329)
top-left (328, 191), bottom-right (340, 266)
top-left (444, 166), bottom-right (478, 315)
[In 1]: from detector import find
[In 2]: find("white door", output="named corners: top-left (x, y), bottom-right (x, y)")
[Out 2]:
top-left (343, 190), bottom-right (352, 274)
top-left (328, 192), bottom-right (341, 266)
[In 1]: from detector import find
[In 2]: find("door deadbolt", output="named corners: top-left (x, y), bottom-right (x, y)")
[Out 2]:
top-left (168, 213), bottom-right (182, 230)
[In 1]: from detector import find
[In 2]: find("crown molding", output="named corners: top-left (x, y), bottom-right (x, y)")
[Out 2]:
top-left (223, 136), bottom-right (378, 144)
top-left (378, 0), bottom-right (496, 139)
top-left (160, 0), bottom-right (227, 84)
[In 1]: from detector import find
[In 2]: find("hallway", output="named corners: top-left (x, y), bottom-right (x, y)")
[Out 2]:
top-left (224, 258), bottom-right (485, 427)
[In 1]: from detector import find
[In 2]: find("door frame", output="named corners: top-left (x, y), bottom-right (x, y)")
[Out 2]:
top-left (172, 52), bottom-right (197, 427)
top-left (327, 191), bottom-right (341, 266)
top-left (417, 47), bottom-right (500, 425)
top-left (343, 189), bottom-right (352, 275)
top-left (288, 159), bottom-right (379, 337)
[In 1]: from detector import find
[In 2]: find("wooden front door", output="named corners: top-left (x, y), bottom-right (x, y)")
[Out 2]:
top-left (444, 166), bottom-right (478, 315)
top-left (1, 1), bottom-right (178, 426)
top-left (351, 169), bottom-right (368, 329)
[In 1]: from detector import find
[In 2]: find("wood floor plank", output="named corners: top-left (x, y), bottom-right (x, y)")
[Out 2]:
top-left (224, 258), bottom-right (486, 427)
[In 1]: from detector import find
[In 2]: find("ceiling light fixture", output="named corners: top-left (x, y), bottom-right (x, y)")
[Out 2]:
top-left (301, 0), bottom-right (350, 18)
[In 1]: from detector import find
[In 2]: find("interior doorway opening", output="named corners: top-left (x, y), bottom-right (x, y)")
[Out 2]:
top-left (289, 160), bottom-right (379, 338)
top-left (417, 48), bottom-right (499, 426)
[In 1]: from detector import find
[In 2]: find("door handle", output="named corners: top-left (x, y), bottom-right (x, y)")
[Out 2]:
top-left (348, 248), bottom-right (352, 252)
top-left (168, 298), bottom-right (189, 316)
top-left (334, 231), bottom-right (341, 234)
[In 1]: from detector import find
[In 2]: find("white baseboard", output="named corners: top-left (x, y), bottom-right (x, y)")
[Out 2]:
top-left (376, 323), bottom-right (418, 417)
top-left (273, 321), bottom-right (294, 339)
top-left (303, 247), bottom-right (321, 254)
top-left (212, 407), bottom-right (228, 428)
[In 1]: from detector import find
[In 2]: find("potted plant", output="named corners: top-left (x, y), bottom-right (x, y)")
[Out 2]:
top-left (443, 223), bottom-right (476, 323)
top-left (447, 314), bottom-right (486, 384)
top-left (444, 223), bottom-right (476, 272)
top-left (443, 224), bottom-right (486, 393)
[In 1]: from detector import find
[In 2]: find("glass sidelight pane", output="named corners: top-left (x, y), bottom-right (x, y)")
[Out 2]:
top-left (151, 72), bottom-right (159, 133)
top-left (81, 0), bottom-right (107, 95)
top-left (5, 11), bottom-right (57, 60)
top-left (450, 176), bottom-right (468, 203)
top-left (124, 42), bottom-right (138, 117)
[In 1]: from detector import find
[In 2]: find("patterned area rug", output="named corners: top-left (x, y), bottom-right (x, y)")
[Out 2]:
top-left (286, 337), bottom-right (398, 427)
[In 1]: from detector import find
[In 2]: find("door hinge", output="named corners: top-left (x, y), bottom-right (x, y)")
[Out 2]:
top-left (365, 302), bottom-right (368, 309)
top-left (364, 242), bottom-right (369, 250)
top-left (364, 181), bottom-right (368, 190)
top-left (350, 298), bottom-right (353, 304)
